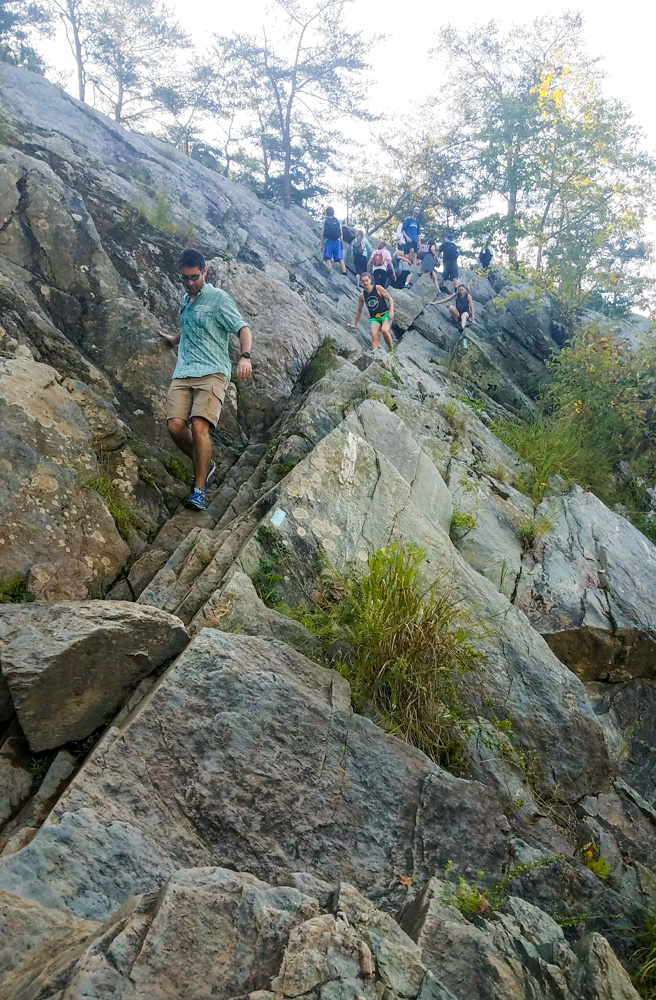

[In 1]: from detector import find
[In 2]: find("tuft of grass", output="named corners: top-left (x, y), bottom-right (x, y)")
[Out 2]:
top-left (138, 465), bottom-right (157, 488)
top-left (0, 571), bottom-right (32, 604)
top-left (632, 909), bottom-right (656, 999)
top-left (83, 474), bottom-right (139, 541)
top-left (445, 399), bottom-right (468, 432)
top-left (304, 544), bottom-right (486, 768)
top-left (517, 511), bottom-right (555, 550)
top-left (133, 193), bottom-right (193, 239)
top-left (161, 453), bottom-right (192, 483)
top-left (451, 509), bottom-right (478, 536)
top-left (250, 524), bottom-right (288, 606)
top-left (492, 417), bottom-right (591, 503)
top-left (302, 336), bottom-right (339, 388)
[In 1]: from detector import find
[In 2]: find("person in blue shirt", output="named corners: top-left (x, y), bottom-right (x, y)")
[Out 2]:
top-left (158, 248), bottom-right (253, 511)
top-left (401, 207), bottom-right (421, 264)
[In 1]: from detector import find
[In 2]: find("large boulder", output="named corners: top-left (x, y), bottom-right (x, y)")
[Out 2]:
top-left (1, 870), bottom-right (456, 1000)
top-left (0, 628), bottom-right (512, 921)
top-left (514, 487), bottom-right (656, 681)
top-left (0, 601), bottom-right (189, 750)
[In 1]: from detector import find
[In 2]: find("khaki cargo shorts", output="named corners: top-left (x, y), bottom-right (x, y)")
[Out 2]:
top-left (166, 372), bottom-right (227, 428)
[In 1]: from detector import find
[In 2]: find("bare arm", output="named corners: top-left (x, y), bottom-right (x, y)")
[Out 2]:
top-left (348, 293), bottom-right (365, 328)
top-left (236, 326), bottom-right (252, 380)
top-left (381, 287), bottom-right (394, 321)
top-left (468, 295), bottom-right (475, 322)
top-left (429, 292), bottom-right (456, 306)
top-left (158, 329), bottom-right (180, 347)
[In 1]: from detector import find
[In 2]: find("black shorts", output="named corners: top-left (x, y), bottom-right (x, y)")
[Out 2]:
top-left (372, 268), bottom-right (388, 287)
top-left (404, 240), bottom-right (418, 253)
top-left (443, 259), bottom-right (459, 280)
top-left (354, 253), bottom-right (368, 275)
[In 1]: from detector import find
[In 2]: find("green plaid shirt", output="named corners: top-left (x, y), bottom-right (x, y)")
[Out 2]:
top-left (173, 283), bottom-right (247, 380)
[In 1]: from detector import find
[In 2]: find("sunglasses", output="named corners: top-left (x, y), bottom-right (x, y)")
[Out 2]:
top-left (180, 273), bottom-right (202, 283)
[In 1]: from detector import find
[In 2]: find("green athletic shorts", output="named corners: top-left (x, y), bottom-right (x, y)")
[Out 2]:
top-left (369, 311), bottom-right (390, 325)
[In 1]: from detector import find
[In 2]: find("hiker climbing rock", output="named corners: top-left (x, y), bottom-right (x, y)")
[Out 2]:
top-left (431, 283), bottom-right (475, 331)
top-left (352, 229), bottom-right (373, 288)
top-left (370, 241), bottom-right (395, 288)
top-left (158, 248), bottom-right (253, 512)
top-left (348, 273), bottom-right (395, 351)
top-left (419, 241), bottom-right (439, 287)
top-left (437, 234), bottom-right (460, 292)
top-left (321, 206), bottom-right (347, 274)
top-left (401, 207), bottom-right (421, 264)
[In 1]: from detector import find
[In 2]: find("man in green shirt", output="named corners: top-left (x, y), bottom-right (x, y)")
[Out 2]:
top-left (159, 248), bottom-right (252, 511)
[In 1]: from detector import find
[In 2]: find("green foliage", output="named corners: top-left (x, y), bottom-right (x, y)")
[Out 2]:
top-left (161, 453), bottom-right (192, 482)
top-left (133, 193), bottom-right (192, 238)
top-left (444, 399), bottom-right (468, 432)
top-left (632, 908), bottom-right (656, 999)
top-left (441, 855), bottom-right (564, 918)
top-left (377, 367), bottom-right (401, 388)
top-left (302, 336), bottom-right (339, 388)
top-left (493, 324), bottom-right (656, 541)
top-left (451, 510), bottom-right (478, 536)
top-left (138, 465), bottom-right (157, 488)
top-left (0, 571), bottom-right (32, 604)
top-left (517, 511), bottom-right (555, 550)
top-left (29, 752), bottom-right (56, 783)
top-left (582, 841), bottom-right (612, 879)
top-left (83, 474), bottom-right (139, 541)
top-left (250, 524), bottom-right (288, 606)
top-left (298, 544), bottom-right (486, 768)
top-left (0, 0), bottom-right (50, 72)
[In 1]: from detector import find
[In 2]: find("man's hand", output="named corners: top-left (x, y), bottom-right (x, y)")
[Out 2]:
top-left (158, 330), bottom-right (179, 347)
top-left (347, 322), bottom-right (357, 328)
top-left (237, 356), bottom-right (252, 380)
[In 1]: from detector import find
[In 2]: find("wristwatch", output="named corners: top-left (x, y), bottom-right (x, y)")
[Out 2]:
top-left (240, 352), bottom-right (251, 359)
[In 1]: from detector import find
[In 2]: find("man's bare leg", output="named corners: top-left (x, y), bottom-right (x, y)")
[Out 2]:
top-left (339, 260), bottom-right (347, 274)
top-left (190, 416), bottom-right (212, 489)
top-left (167, 418), bottom-right (194, 460)
top-left (381, 319), bottom-right (394, 351)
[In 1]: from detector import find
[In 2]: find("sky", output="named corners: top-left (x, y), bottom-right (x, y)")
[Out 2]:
top-left (41, 0), bottom-right (656, 260)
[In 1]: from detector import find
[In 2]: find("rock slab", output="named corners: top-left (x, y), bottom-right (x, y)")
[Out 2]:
top-left (0, 601), bottom-right (189, 750)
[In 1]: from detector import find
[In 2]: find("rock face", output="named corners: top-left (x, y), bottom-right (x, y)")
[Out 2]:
top-left (515, 487), bottom-right (656, 681)
top-left (0, 601), bottom-right (189, 750)
top-left (1, 61), bottom-right (656, 1000)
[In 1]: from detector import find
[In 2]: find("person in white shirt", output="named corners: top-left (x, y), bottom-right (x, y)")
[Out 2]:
top-left (369, 241), bottom-right (395, 288)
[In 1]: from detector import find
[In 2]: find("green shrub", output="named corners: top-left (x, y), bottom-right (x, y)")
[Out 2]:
top-left (444, 399), bottom-right (468, 432)
top-left (451, 509), bottom-right (478, 536)
top-left (441, 855), bottom-right (564, 918)
top-left (133, 193), bottom-right (193, 239)
top-left (250, 524), bottom-right (288, 606)
top-left (0, 571), bottom-right (32, 604)
top-left (493, 324), bottom-right (656, 542)
top-left (308, 544), bottom-right (485, 767)
top-left (302, 336), bottom-right (339, 387)
top-left (83, 474), bottom-right (139, 541)
top-left (161, 454), bottom-right (192, 482)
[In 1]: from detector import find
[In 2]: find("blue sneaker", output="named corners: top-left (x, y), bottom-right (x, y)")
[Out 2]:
top-left (189, 461), bottom-right (216, 492)
top-left (184, 487), bottom-right (206, 511)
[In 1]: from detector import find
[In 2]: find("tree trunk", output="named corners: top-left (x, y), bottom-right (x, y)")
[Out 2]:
top-left (282, 128), bottom-right (292, 209)
top-left (507, 183), bottom-right (518, 267)
top-left (115, 78), bottom-right (123, 123)
top-left (72, 16), bottom-right (85, 102)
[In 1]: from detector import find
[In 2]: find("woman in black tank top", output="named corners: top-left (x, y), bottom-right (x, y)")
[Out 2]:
top-left (347, 275), bottom-right (395, 352)
top-left (428, 283), bottom-right (474, 332)
top-left (365, 287), bottom-right (388, 318)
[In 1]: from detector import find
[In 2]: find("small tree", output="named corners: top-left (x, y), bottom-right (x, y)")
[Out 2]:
top-left (44, 0), bottom-right (92, 100)
top-left (0, 0), bottom-right (50, 71)
top-left (216, 0), bottom-right (372, 208)
top-left (86, 0), bottom-right (188, 124)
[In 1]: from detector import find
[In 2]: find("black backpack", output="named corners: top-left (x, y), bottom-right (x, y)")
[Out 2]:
top-left (324, 216), bottom-right (341, 240)
top-left (341, 225), bottom-right (355, 244)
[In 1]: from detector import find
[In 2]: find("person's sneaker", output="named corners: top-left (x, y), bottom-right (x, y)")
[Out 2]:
top-left (189, 460), bottom-right (216, 492)
top-left (184, 487), bottom-right (206, 511)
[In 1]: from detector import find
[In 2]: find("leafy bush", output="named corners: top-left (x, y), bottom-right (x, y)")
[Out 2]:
top-left (582, 841), bottom-right (612, 879)
top-left (299, 544), bottom-right (486, 767)
top-left (0, 571), bottom-right (32, 604)
top-left (441, 855), bottom-right (564, 918)
top-left (451, 509), bottom-right (478, 536)
top-left (493, 323), bottom-right (656, 541)
top-left (83, 474), bottom-right (139, 541)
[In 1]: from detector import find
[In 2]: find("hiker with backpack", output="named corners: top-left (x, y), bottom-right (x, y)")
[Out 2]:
top-left (347, 273), bottom-right (395, 352)
top-left (430, 283), bottom-right (475, 331)
top-left (401, 207), bottom-right (421, 264)
top-left (478, 245), bottom-right (493, 269)
top-left (370, 241), bottom-right (395, 288)
top-left (352, 229), bottom-right (373, 288)
top-left (437, 235), bottom-right (460, 291)
top-left (321, 207), bottom-right (347, 274)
